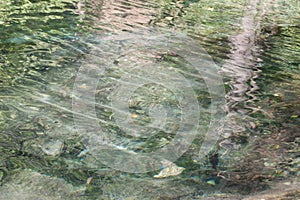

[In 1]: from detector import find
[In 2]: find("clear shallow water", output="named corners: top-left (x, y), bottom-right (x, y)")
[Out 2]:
top-left (0, 0), bottom-right (299, 199)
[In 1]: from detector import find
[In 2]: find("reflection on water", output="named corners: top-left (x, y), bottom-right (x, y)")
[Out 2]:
top-left (92, 0), bottom-right (157, 32)
top-left (0, 0), bottom-right (299, 199)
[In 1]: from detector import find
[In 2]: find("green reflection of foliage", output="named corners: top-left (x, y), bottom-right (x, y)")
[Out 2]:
top-left (0, 0), bottom-right (87, 86)
top-left (154, 0), bottom-right (244, 36)
top-left (153, 0), bottom-right (244, 65)
top-left (0, 0), bottom-right (90, 185)
top-left (181, 0), bottom-right (245, 37)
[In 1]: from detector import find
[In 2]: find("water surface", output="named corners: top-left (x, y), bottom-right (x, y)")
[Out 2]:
top-left (0, 0), bottom-right (299, 199)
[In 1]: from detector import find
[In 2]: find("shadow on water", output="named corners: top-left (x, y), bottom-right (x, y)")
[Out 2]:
top-left (0, 0), bottom-right (299, 199)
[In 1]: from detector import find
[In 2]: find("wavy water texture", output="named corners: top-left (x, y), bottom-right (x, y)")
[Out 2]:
top-left (0, 0), bottom-right (299, 199)
top-left (221, 0), bottom-right (274, 113)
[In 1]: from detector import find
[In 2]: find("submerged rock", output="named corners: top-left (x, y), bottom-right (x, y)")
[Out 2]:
top-left (243, 180), bottom-right (300, 200)
top-left (0, 170), bottom-right (86, 200)
top-left (41, 139), bottom-right (64, 156)
top-left (154, 160), bottom-right (185, 178)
